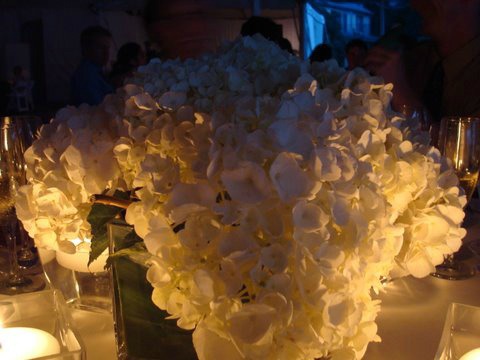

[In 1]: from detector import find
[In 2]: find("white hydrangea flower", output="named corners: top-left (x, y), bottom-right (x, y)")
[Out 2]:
top-left (17, 34), bottom-right (467, 360)
top-left (221, 161), bottom-right (271, 204)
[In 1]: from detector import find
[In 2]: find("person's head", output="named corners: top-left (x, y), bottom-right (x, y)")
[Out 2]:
top-left (345, 39), bottom-right (368, 70)
top-left (410, 0), bottom-right (480, 44)
top-left (80, 26), bottom-right (113, 66)
top-left (241, 16), bottom-right (283, 43)
top-left (309, 44), bottom-right (332, 63)
top-left (144, 0), bottom-right (219, 59)
top-left (278, 37), bottom-right (294, 54)
top-left (116, 42), bottom-right (146, 69)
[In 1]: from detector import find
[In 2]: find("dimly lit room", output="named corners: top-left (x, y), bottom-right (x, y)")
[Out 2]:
top-left (0, 1), bottom-right (479, 359)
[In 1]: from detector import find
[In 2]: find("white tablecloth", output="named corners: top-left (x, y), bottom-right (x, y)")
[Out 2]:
top-left (77, 215), bottom-right (480, 360)
top-left (364, 211), bottom-right (480, 360)
top-left (76, 273), bottom-right (480, 360)
top-left (71, 308), bottom-right (117, 360)
top-left (364, 274), bottom-right (480, 359)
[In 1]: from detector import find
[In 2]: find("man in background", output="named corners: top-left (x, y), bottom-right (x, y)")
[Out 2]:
top-left (345, 39), bottom-right (367, 70)
top-left (309, 44), bottom-right (332, 63)
top-left (364, 0), bottom-right (480, 123)
top-left (71, 26), bottom-right (114, 106)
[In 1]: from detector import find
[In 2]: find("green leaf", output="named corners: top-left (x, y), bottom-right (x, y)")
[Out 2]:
top-left (105, 242), bottom-right (148, 269)
top-left (118, 229), bottom-right (143, 251)
top-left (88, 231), bottom-right (109, 267)
top-left (87, 190), bottom-right (131, 266)
top-left (111, 253), bottom-right (195, 358)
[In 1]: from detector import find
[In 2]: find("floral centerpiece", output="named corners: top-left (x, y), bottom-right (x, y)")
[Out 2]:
top-left (16, 35), bottom-right (466, 359)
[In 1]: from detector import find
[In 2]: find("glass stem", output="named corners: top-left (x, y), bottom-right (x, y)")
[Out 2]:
top-left (17, 222), bottom-right (37, 266)
top-left (72, 269), bottom-right (82, 300)
top-left (443, 254), bottom-right (456, 268)
top-left (5, 221), bottom-right (27, 286)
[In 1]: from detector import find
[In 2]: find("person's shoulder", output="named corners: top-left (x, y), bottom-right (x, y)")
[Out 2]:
top-left (404, 39), bottom-right (439, 71)
top-left (73, 60), bottom-right (100, 78)
top-left (406, 39), bottom-right (437, 58)
top-left (76, 59), bottom-right (101, 73)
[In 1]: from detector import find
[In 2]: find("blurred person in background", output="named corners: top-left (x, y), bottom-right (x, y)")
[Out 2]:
top-left (71, 25), bottom-right (114, 106)
top-left (241, 16), bottom-right (283, 43)
top-left (278, 37), bottom-right (295, 55)
top-left (309, 44), bottom-right (332, 63)
top-left (110, 42), bottom-right (146, 88)
top-left (144, 1), bottom-right (295, 60)
top-left (345, 39), bottom-right (368, 70)
top-left (240, 16), bottom-right (294, 54)
top-left (364, 0), bottom-right (480, 124)
top-left (144, 0), bottom-right (220, 60)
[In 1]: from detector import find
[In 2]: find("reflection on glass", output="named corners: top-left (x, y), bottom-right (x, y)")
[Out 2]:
top-left (0, 116), bottom-right (44, 294)
top-left (11, 116), bottom-right (43, 267)
top-left (435, 302), bottom-right (480, 360)
top-left (439, 117), bottom-right (480, 199)
top-left (432, 117), bottom-right (480, 280)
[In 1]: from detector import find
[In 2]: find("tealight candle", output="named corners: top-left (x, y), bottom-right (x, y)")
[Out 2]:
top-left (56, 239), bottom-right (108, 273)
top-left (0, 327), bottom-right (61, 359)
top-left (460, 348), bottom-right (480, 360)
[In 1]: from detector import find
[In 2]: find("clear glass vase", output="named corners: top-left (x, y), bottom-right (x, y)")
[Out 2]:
top-left (435, 302), bottom-right (480, 360)
top-left (41, 246), bottom-right (111, 313)
top-left (0, 289), bottom-right (85, 359)
top-left (108, 219), bottom-right (196, 359)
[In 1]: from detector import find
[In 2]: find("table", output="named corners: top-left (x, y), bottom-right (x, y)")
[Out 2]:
top-left (364, 210), bottom-right (480, 359)
top-left (364, 273), bottom-right (480, 359)
top-left (36, 210), bottom-right (480, 359)
top-left (71, 308), bottom-right (117, 360)
top-left (76, 269), bottom-right (480, 360)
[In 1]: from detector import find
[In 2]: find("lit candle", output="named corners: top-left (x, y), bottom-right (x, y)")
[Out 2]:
top-left (55, 239), bottom-right (108, 273)
top-left (0, 327), bottom-right (61, 359)
top-left (56, 248), bottom-right (107, 273)
top-left (460, 348), bottom-right (480, 360)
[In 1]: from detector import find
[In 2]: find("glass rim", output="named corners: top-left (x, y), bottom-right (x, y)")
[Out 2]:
top-left (0, 115), bottom-right (40, 130)
top-left (0, 116), bottom-right (13, 125)
top-left (449, 302), bottom-right (480, 311)
top-left (441, 116), bottom-right (480, 123)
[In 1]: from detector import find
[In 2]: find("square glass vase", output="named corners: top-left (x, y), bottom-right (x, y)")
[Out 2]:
top-left (435, 302), bottom-right (480, 360)
top-left (0, 289), bottom-right (85, 359)
top-left (41, 247), bottom-right (111, 314)
top-left (108, 219), bottom-right (196, 359)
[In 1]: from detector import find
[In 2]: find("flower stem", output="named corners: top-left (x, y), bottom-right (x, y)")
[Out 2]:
top-left (90, 194), bottom-right (132, 209)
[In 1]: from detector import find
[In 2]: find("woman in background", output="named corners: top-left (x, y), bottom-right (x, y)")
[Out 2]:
top-left (110, 42), bottom-right (146, 88)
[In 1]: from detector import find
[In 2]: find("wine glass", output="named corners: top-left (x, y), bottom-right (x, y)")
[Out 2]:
top-left (11, 116), bottom-right (43, 267)
top-left (0, 116), bottom-right (44, 294)
top-left (432, 116), bottom-right (480, 280)
top-left (399, 104), bottom-right (432, 132)
top-left (399, 104), bottom-right (437, 146)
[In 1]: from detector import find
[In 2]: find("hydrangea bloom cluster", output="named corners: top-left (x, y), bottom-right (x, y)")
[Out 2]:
top-left (16, 35), bottom-right (466, 359)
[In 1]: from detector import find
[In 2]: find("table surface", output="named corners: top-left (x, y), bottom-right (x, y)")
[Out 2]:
top-left (6, 213), bottom-right (480, 360)
top-left (77, 271), bottom-right (480, 359)
top-left (71, 308), bottom-right (117, 360)
top-left (365, 209), bottom-right (480, 360)
top-left (77, 274), bottom-right (480, 360)
top-left (364, 273), bottom-right (480, 359)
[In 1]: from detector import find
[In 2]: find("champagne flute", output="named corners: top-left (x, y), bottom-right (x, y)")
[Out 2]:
top-left (432, 116), bottom-right (480, 280)
top-left (0, 116), bottom-right (44, 294)
top-left (11, 116), bottom-right (43, 267)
